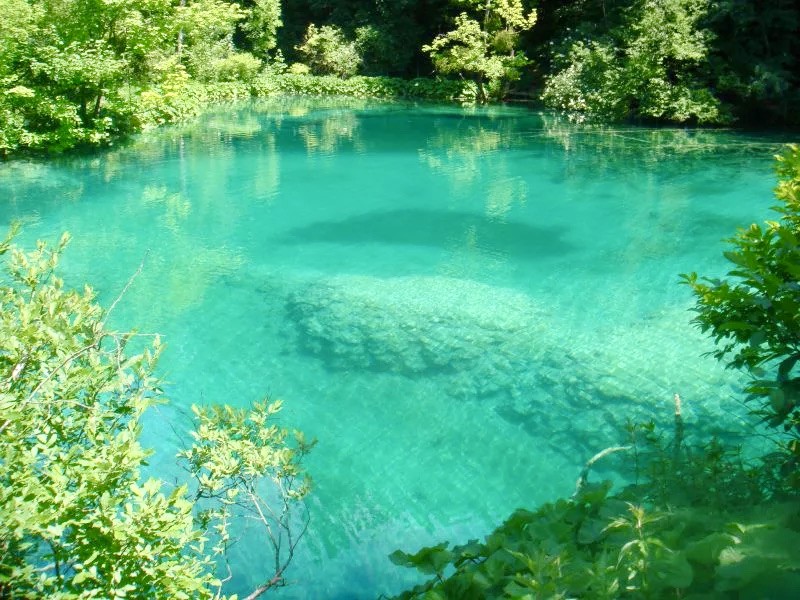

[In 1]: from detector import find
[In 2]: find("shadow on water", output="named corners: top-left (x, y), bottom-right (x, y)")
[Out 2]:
top-left (280, 208), bottom-right (574, 260)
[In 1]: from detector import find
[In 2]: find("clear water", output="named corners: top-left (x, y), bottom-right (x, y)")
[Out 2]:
top-left (0, 98), bottom-right (792, 597)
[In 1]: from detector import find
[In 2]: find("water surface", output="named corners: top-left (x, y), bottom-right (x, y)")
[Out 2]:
top-left (0, 98), bottom-right (791, 597)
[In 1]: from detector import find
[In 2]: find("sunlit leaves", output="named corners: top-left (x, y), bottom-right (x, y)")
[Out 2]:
top-left (391, 422), bottom-right (800, 599)
top-left (0, 0), bottom-right (258, 154)
top-left (0, 234), bottom-right (215, 598)
top-left (542, 0), bottom-right (724, 124)
top-left (179, 399), bottom-right (314, 591)
top-left (241, 0), bottom-right (283, 58)
top-left (0, 232), bottom-right (313, 597)
top-left (422, 0), bottom-right (537, 102)
top-left (683, 145), bottom-right (800, 463)
top-left (295, 24), bottom-right (361, 78)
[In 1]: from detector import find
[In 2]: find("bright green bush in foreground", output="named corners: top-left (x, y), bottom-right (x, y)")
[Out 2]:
top-left (0, 229), bottom-right (313, 599)
top-left (684, 145), bottom-right (800, 475)
top-left (391, 420), bottom-right (799, 599)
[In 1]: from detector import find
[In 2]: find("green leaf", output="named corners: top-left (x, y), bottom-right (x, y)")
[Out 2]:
top-left (577, 518), bottom-right (606, 545)
top-left (389, 550), bottom-right (413, 568)
top-left (684, 533), bottom-right (737, 566)
top-left (651, 552), bottom-right (694, 589)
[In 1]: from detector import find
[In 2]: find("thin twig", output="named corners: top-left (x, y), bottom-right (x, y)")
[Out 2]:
top-left (673, 393), bottom-right (685, 468)
top-left (102, 252), bottom-right (148, 328)
top-left (573, 446), bottom-right (631, 498)
top-left (2, 257), bottom-right (152, 436)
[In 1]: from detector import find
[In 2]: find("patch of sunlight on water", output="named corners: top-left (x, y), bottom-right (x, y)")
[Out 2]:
top-left (0, 97), bottom-right (793, 598)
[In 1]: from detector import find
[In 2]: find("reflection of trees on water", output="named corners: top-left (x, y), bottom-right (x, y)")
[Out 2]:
top-left (420, 119), bottom-right (528, 220)
top-left (2, 101), bottom-right (788, 329)
top-left (10, 107), bottom-right (272, 327)
top-left (251, 97), bottom-right (372, 156)
top-left (539, 112), bottom-right (786, 180)
top-left (419, 116), bottom-right (530, 279)
top-left (540, 112), bottom-right (778, 270)
top-left (141, 185), bottom-right (191, 232)
top-left (0, 161), bottom-right (85, 208)
top-left (297, 111), bottom-right (362, 155)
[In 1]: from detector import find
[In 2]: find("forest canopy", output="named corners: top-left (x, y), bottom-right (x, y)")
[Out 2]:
top-left (0, 0), bottom-right (798, 156)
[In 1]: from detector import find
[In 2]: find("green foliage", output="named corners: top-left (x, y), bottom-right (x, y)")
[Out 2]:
top-left (278, 0), bottom-right (432, 77)
top-left (422, 1), bottom-right (537, 102)
top-left (295, 24), bottom-right (361, 78)
top-left (0, 231), bottom-right (215, 598)
top-left (706, 0), bottom-right (800, 125)
top-left (198, 51), bottom-right (264, 84)
top-left (135, 65), bottom-right (253, 128)
top-left (541, 0), bottom-right (726, 124)
top-left (240, 0), bottom-right (283, 58)
top-left (180, 401), bottom-right (314, 591)
top-left (0, 0), bottom-right (179, 154)
top-left (683, 145), bottom-right (800, 473)
top-left (259, 73), bottom-right (477, 103)
top-left (355, 24), bottom-right (417, 77)
top-left (2, 0), bottom-right (799, 154)
top-left (178, 0), bottom-right (257, 83)
top-left (0, 0), bottom-right (257, 156)
top-left (287, 63), bottom-right (312, 76)
top-left (0, 231), bottom-right (312, 598)
top-left (390, 418), bottom-right (799, 599)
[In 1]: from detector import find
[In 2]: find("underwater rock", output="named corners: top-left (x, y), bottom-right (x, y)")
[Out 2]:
top-left (498, 305), bottom-right (749, 447)
top-left (285, 273), bottom-right (750, 456)
top-left (286, 274), bottom-right (546, 396)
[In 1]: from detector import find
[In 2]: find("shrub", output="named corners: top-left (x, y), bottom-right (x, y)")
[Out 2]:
top-left (295, 24), bottom-right (361, 79)
top-left (0, 230), bottom-right (313, 597)
top-left (683, 144), bottom-right (800, 478)
top-left (208, 51), bottom-right (263, 83)
top-left (257, 74), bottom-right (476, 103)
top-left (390, 410), bottom-right (798, 599)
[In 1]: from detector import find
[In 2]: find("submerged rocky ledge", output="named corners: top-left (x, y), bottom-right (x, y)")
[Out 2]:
top-left (284, 272), bottom-right (745, 456)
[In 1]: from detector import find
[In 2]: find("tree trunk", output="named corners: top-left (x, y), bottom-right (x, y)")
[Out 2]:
top-left (177, 0), bottom-right (186, 56)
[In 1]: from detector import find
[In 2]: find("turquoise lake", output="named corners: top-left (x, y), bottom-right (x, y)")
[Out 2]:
top-left (0, 98), bottom-right (793, 597)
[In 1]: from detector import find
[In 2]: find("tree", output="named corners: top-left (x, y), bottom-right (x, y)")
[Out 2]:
top-left (0, 0), bottom-right (181, 153)
top-left (0, 229), bottom-right (312, 598)
top-left (541, 0), bottom-right (725, 124)
top-left (295, 24), bottom-right (361, 78)
top-left (239, 0), bottom-right (283, 58)
top-left (0, 0), bottom-right (260, 155)
top-left (683, 144), bottom-right (800, 476)
top-left (422, 0), bottom-right (537, 102)
top-left (706, 0), bottom-right (800, 125)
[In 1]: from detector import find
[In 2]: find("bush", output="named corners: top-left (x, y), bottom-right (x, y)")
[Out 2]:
top-left (542, 0), bottom-right (726, 124)
top-left (0, 230), bottom-right (313, 597)
top-left (391, 414), bottom-right (798, 598)
top-left (683, 144), bottom-right (800, 477)
top-left (207, 51), bottom-right (263, 83)
top-left (255, 73), bottom-right (477, 103)
top-left (355, 24), bottom-right (415, 76)
top-left (295, 24), bottom-right (361, 79)
top-left (287, 62), bottom-right (311, 76)
top-left (135, 65), bottom-right (253, 129)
